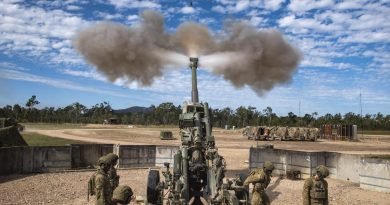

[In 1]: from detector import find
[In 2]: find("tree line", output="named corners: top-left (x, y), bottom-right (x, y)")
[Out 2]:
top-left (0, 96), bottom-right (389, 130)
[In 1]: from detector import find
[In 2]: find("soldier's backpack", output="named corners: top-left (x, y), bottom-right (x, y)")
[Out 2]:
top-left (87, 173), bottom-right (97, 201)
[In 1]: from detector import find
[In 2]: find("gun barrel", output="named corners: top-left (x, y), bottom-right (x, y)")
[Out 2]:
top-left (190, 57), bottom-right (199, 103)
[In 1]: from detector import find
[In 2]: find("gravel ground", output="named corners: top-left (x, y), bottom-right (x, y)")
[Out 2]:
top-left (1, 170), bottom-right (389, 205)
top-left (7, 127), bottom-right (388, 204)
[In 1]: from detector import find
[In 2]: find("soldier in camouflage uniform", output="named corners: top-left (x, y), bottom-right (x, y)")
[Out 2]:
top-left (112, 185), bottom-right (134, 205)
top-left (302, 165), bottom-right (329, 205)
top-left (244, 161), bottom-right (274, 205)
top-left (95, 156), bottom-right (113, 205)
top-left (106, 153), bottom-right (120, 192)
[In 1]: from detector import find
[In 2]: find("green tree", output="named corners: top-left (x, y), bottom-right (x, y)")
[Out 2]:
top-left (26, 95), bottom-right (40, 109)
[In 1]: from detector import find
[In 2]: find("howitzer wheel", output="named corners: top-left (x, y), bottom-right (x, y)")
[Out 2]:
top-left (236, 190), bottom-right (249, 205)
top-left (147, 170), bottom-right (160, 204)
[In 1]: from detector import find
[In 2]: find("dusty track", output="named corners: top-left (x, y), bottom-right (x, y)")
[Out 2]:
top-left (30, 127), bottom-right (390, 154)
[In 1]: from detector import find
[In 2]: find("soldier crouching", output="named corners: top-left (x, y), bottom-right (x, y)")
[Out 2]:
top-left (244, 161), bottom-right (275, 205)
top-left (112, 185), bottom-right (134, 205)
top-left (302, 165), bottom-right (329, 205)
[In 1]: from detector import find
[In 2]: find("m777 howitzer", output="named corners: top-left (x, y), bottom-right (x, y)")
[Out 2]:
top-left (146, 58), bottom-right (249, 205)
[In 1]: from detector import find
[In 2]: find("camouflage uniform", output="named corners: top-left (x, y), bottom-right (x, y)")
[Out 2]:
top-left (244, 161), bottom-right (274, 205)
top-left (106, 153), bottom-right (120, 191)
top-left (302, 165), bottom-right (329, 205)
top-left (112, 185), bottom-right (133, 205)
top-left (95, 156), bottom-right (113, 205)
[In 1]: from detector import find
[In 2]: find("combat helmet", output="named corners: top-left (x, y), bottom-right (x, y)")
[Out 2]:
top-left (315, 165), bottom-right (329, 178)
top-left (112, 185), bottom-right (133, 204)
top-left (263, 161), bottom-right (275, 172)
top-left (98, 155), bottom-right (111, 165)
top-left (106, 153), bottom-right (119, 164)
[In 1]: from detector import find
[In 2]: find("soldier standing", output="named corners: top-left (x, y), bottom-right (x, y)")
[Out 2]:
top-left (112, 185), bottom-right (134, 205)
top-left (106, 153), bottom-right (120, 191)
top-left (302, 165), bottom-right (329, 205)
top-left (95, 156), bottom-right (113, 205)
top-left (244, 161), bottom-right (275, 205)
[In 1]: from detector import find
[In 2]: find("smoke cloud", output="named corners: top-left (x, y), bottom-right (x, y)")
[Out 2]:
top-left (173, 22), bottom-right (215, 57)
top-left (74, 10), bottom-right (300, 95)
top-left (73, 11), bottom-right (187, 86)
top-left (200, 22), bottom-right (301, 95)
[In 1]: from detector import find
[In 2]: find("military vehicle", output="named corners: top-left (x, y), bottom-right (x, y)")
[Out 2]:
top-left (243, 126), bottom-right (275, 141)
top-left (146, 58), bottom-right (249, 205)
top-left (160, 130), bottom-right (174, 140)
top-left (269, 126), bottom-right (318, 141)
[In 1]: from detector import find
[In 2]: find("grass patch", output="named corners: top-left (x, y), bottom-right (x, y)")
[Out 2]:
top-left (23, 123), bottom-right (88, 130)
top-left (358, 130), bottom-right (390, 135)
top-left (22, 132), bottom-right (89, 146)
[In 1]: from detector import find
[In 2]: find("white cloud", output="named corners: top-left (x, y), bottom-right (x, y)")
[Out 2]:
top-left (335, 1), bottom-right (365, 10)
top-left (60, 68), bottom-right (107, 81)
top-left (108, 0), bottom-right (160, 9)
top-left (264, 0), bottom-right (285, 11)
top-left (0, 62), bottom-right (29, 71)
top-left (338, 32), bottom-right (390, 43)
top-left (349, 14), bottom-right (389, 30)
top-left (180, 6), bottom-right (196, 14)
top-left (212, 0), bottom-right (258, 13)
top-left (211, 5), bottom-right (225, 13)
top-left (66, 5), bottom-right (82, 11)
top-left (0, 69), bottom-right (130, 98)
top-left (0, 1), bottom-right (90, 64)
top-left (199, 18), bottom-right (216, 26)
top-left (249, 16), bottom-right (262, 27)
top-left (288, 0), bottom-right (334, 14)
top-left (235, 0), bottom-right (250, 12)
top-left (94, 11), bottom-right (123, 20)
top-left (278, 15), bottom-right (343, 33)
top-left (127, 15), bottom-right (138, 21)
top-left (278, 15), bottom-right (295, 27)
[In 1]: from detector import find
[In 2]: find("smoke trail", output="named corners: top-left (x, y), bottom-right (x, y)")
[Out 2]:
top-left (201, 22), bottom-right (301, 95)
top-left (74, 11), bottom-right (300, 95)
top-left (73, 11), bottom-right (187, 86)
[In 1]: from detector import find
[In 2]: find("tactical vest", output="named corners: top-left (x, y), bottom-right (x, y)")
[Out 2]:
top-left (309, 179), bottom-right (327, 200)
top-left (252, 169), bottom-right (271, 192)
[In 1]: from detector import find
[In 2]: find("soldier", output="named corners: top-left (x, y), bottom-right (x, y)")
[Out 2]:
top-left (95, 156), bottom-right (113, 205)
top-left (112, 185), bottom-right (134, 205)
top-left (244, 161), bottom-right (274, 205)
top-left (106, 153), bottom-right (120, 191)
top-left (302, 165), bottom-right (329, 205)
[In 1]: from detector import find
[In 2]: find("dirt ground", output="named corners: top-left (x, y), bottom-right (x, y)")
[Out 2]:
top-left (1, 126), bottom-right (389, 204)
top-left (1, 169), bottom-right (389, 205)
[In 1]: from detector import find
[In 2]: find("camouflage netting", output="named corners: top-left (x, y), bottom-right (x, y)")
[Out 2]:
top-left (0, 118), bottom-right (28, 147)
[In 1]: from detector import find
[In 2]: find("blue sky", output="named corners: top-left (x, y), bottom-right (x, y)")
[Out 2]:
top-left (0, 0), bottom-right (389, 115)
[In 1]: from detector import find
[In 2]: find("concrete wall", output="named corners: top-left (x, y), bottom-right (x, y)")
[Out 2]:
top-left (0, 147), bottom-right (24, 175)
top-left (359, 157), bottom-right (390, 192)
top-left (155, 145), bottom-right (180, 166)
top-left (324, 153), bottom-right (360, 182)
top-left (119, 145), bottom-right (156, 168)
top-left (71, 144), bottom-right (114, 168)
top-left (118, 145), bottom-right (179, 168)
top-left (249, 147), bottom-right (390, 192)
top-left (249, 148), bottom-right (322, 178)
top-left (0, 145), bottom-right (179, 175)
top-left (0, 146), bottom-right (71, 175)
